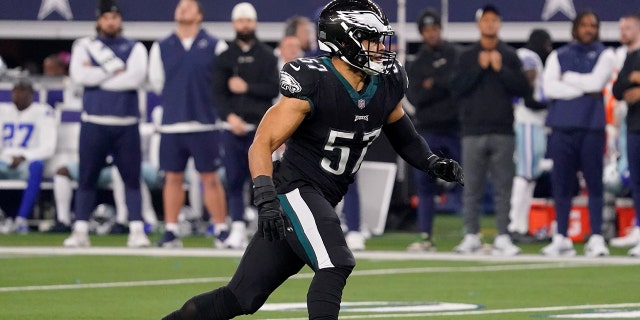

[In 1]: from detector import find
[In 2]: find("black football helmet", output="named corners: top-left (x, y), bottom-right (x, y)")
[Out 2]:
top-left (318, 0), bottom-right (396, 75)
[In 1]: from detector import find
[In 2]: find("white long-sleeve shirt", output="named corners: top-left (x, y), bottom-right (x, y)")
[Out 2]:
top-left (0, 102), bottom-right (57, 163)
top-left (543, 47), bottom-right (616, 100)
top-left (70, 37), bottom-right (148, 91)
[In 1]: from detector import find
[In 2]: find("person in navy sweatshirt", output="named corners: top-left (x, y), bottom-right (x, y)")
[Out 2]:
top-left (63, 0), bottom-right (150, 248)
top-left (542, 10), bottom-right (616, 257)
top-left (612, 13), bottom-right (640, 257)
top-left (212, 2), bottom-right (279, 249)
top-left (148, 0), bottom-right (230, 249)
top-left (450, 4), bottom-right (529, 256)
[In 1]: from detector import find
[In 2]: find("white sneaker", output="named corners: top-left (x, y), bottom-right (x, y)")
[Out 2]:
top-left (628, 243), bottom-right (640, 257)
top-left (407, 233), bottom-right (436, 252)
top-left (223, 222), bottom-right (248, 250)
top-left (0, 218), bottom-right (15, 234)
top-left (346, 231), bottom-right (366, 251)
top-left (541, 234), bottom-right (576, 257)
top-left (127, 231), bottom-right (151, 248)
top-left (610, 227), bottom-right (640, 248)
top-left (584, 234), bottom-right (609, 257)
top-left (492, 234), bottom-right (521, 256)
top-left (63, 231), bottom-right (91, 247)
top-left (454, 234), bottom-right (482, 254)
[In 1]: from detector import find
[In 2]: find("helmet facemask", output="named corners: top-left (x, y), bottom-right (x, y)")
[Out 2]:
top-left (345, 26), bottom-right (396, 75)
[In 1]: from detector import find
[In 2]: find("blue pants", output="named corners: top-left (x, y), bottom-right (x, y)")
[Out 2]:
top-left (413, 131), bottom-right (461, 235)
top-left (75, 122), bottom-right (142, 222)
top-left (222, 131), bottom-right (255, 222)
top-left (0, 160), bottom-right (44, 219)
top-left (548, 129), bottom-right (605, 236)
top-left (342, 176), bottom-right (360, 232)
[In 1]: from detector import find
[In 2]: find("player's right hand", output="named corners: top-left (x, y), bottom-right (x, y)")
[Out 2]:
top-left (257, 198), bottom-right (286, 241)
top-left (253, 175), bottom-right (286, 241)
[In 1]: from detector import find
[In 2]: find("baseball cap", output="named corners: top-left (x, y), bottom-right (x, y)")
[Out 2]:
top-left (417, 9), bottom-right (441, 31)
top-left (13, 79), bottom-right (34, 92)
top-left (231, 2), bottom-right (257, 21)
top-left (475, 4), bottom-right (501, 21)
top-left (96, 0), bottom-right (121, 18)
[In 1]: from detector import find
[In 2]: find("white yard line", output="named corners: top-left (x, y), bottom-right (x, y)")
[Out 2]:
top-left (1, 246), bottom-right (640, 265)
top-left (0, 261), bottom-right (613, 293)
top-left (261, 303), bottom-right (640, 319)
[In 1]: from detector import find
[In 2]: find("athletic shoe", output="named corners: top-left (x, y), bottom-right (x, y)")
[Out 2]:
top-left (346, 231), bottom-right (366, 251)
top-left (214, 229), bottom-right (230, 249)
top-left (454, 234), bottom-right (482, 254)
top-left (491, 234), bottom-right (521, 256)
top-left (509, 231), bottom-right (537, 244)
top-left (0, 218), bottom-right (16, 234)
top-left (223, 222), bottom-right (248, 250)
top-left (628, 243), bottom-right (640, 257)
top-left (584, 234), bottom-right (609, 257)
top-left (143, 222), bottom-right (157, 235)
top-left (610, 227), bottom-right (640, 248)
top-left (407, 233), bottom-right (436, 252)
top-left (63, 231), bottom-right (91, 247)
top-left (12, 217), bottom-right (29, 234)
top-left (157, 231), bottom-right (183, 248)
top-left (47, 222), bottom-right (72, 233)
top-left (16, 223), bottom-right (29, 235)
top-left (541, 234), bottom-right (576, 257)
top-left (127, 230), bottom-right (151, 248)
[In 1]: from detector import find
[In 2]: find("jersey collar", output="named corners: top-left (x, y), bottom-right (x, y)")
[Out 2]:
top-left (320, 56), bottom-right (378, 110)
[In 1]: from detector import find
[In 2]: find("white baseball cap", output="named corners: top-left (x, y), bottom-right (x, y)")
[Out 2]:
top-left (231, 2), bottom-right (257, 21)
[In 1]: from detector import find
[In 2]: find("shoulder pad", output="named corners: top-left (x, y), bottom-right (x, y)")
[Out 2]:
top-left (388, 60), bottom-right (408, 93)
top-left (279, 58), bottom-right (323, 99)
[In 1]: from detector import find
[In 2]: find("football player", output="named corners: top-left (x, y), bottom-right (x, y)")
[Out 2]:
top-left (0, 80), bottom-right (57, 234)
top-left (162, 0), bottom-right (463, 319)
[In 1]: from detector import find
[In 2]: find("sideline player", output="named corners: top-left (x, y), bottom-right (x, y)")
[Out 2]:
top-left (162, 0), bottom-right (463, 318)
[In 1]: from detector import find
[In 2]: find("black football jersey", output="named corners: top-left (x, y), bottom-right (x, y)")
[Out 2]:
top-left (274, 56), bottom-right (407, 206)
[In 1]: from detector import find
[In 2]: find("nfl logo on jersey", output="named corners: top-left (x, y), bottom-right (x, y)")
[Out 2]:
top-left (358, 99), bottom-right (365, 109)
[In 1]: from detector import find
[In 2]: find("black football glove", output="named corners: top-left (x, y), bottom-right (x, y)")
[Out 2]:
top-left (427, 156), bottom-right (464, 186)
top-left (253, 175), bottom-right (286, 241)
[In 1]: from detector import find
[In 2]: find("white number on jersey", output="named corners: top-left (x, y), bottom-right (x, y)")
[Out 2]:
top-left (320, 128), bottom-right (381, 175)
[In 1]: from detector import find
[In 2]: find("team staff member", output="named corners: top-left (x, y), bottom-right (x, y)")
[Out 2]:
top-left (613, 13), bottom-right (640, 257)
top-left (406, 8), bottom-right (461, 252)
top-left (162, 0), bottom-right (462, 318)
top-left (542, 10), bottom-right (616, 257)
top-left (149, 0), bottom-right (230, 248)
top-left (451, 4), bottom-right (529, 256)
top-left (64, 0), bottom-right (150, 248)
top-left (213, 2), bottom-right (279, 249)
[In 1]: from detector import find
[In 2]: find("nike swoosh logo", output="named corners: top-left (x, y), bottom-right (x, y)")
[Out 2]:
top-left (291, 64), bottom-right (301, 71)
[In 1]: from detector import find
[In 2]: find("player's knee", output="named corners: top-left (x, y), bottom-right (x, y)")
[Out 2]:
top-left (165, 172), bottom-right (184, 185)
top-left (178, 286), bottom-right (245, 319)
top-left (56, 167), bottom-right (70, 177)
top-left (231, 288), bottom-right (268, 314)
top-left (201, 173), bottom-right (223, 189)
top-left (28, 161), bottom-right (44, 174)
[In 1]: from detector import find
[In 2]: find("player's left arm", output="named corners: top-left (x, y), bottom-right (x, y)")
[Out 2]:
top-left (101, 42), bottom-right (148, 91)
top-left (249, 96), bottom-right (310, 179)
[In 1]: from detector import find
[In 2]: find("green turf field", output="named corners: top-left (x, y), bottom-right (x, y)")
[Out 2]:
top-left (1, 215), bottom-right (639, 319)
